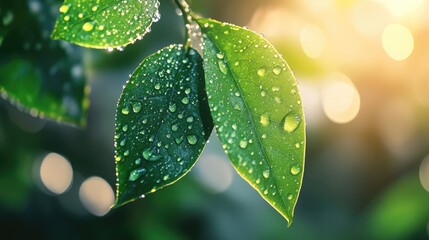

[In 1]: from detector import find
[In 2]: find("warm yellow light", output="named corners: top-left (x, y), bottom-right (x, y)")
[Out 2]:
top-left (300, 24), bottom-right (327, 59)
top-left (322, 73), bottom-right (360, 124)
top-left (374, 0), bottom-right (425, 17)
top-left (79, 177), bottom-right (115, 216)
top-left (382, 24), bottom-right (414, 61)
top-left (40, 153), bottom-right (73, 195)
top-left (419, 155), bottom-right (429, 192)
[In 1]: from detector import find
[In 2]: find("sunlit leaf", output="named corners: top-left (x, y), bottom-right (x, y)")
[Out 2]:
top-left (114, 44), bottom-right (213, 207)
top-left (51, 0), bottom-right (160, 49)
top-left (0, 0), bottom-right (89, 126)
top-left (197, 18), bottom-right (306, 224)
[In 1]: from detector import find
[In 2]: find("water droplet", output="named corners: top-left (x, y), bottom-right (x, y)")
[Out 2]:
top-left (122, 107), bottom-right (130, 115)
top-left (283, 112), bottom-right (301, 133)
top-left (260, 114), bottom-right (270, 127)
top-left (264, 189), bottom-right (269, 195)
top-left (291, 166), bottom-right (301, 175)
top-left (133, 102), bottom-right (142, 113)
top-left (185, 88), bottom-right (191, 94)
top-left (216, 53), bottom-right (224, 59)
top-left (262, 134), bottom-right (267, 139)
top-left (175, 137), bottom-right (184, 145)
top-left (92, 6), bottom-right (98, 11)
top-left (288, 194), bottom-right (293, 200)
top-left (154, 83), bottom-right (161, 90)
top-left (64, 15), bottom-right (70, 21)
top-left (135, 158), bottom-right (141, 165)
top-left (181, 97), bottom-right (189, 104)
top-left (257, 68), bottom-right (266, 77)
top-left (260, 91), bottom-right (267, 97)
top-left (234, 61), bottom-right (240, 66)
top-left (273, 67), bottom-right (282, 75)
top-left (186, 116), bottom-right (194, 123)
top-left (239, 140), bottom-right (248, 149)
top-left (169, 104), bottom-right (177, 112)
top-left (142, 148), bottom-right (161, 161)
top-left (256, 178), bottom-right (261, 184)
top-left (272, 87), bottom-right (280, 92)
top-left (129, 168), bottom-right (146, 182)
top-left (187, 135), bottom-right (198, 145)
top-left (123, 150), bottom-right (130, 156)
top-left (263, 170), bottom-right (270, 178)
top-left (171, 124), bottom-right (179, 132)
top-left (120, 139), bottom-right (126, 146)
top-left (163, 175), bottom-right (170, 181)
top-left (295, 143), bottom-right (300, 148)
top-left (82, 22), bottom-right (94, 32)
top-left (122, 125), bottom-right (128, 132)
top-left (59, 4), bottom-right (70, 13)
top-left (218, 61), bottom-right (228, 75)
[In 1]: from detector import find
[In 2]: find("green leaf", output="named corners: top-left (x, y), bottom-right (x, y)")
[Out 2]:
top-left (51, 0), bottom-right (160, 49)
top-left (114, 44), bottom-right (213, 207)
top-left (197, 18), bottom-right (306, 224)
top-left (0, 0), bottom-right (89, 126)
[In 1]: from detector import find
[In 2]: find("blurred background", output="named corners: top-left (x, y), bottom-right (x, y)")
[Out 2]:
top-left (1, 0), bottom-right (429, 239)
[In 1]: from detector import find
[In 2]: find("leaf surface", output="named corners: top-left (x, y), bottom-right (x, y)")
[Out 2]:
top-left (0, 0), bottom-right (89, 126)
top-left (51, 0), bottom-right (160, 49)
top-left (114, 44), bottom-right (213, 207)
top-left (197, 18), bottom-right (306, 224)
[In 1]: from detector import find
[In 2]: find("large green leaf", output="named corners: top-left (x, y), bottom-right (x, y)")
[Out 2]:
top-left (197, 18), bottom-right (306, 224)
top-left (51, 0), bottom-right (160, 49)
top-left (0, 0), bottom-right (89, 126)
top-left (114, 44), bottom-right (213, 207)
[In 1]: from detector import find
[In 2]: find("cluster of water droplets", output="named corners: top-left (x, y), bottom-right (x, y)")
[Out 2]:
top-left (198, 19), bottom-right (305, 208)
top-left (114, 45), bottom-right (211, 202)
top-left (55, 0), bottom-right (160, 50)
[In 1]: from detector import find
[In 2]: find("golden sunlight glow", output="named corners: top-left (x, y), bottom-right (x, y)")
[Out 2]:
top-left (300, 24), bottom-right (327, 59)
top-left (79, 176), bottom-right (115, 217)
top-left (40, 153), bottom-right (73, 195)
top-left (322, 73), bottom-right (360, 124)
top-left (382, 24), bottom-right (414, 61)
top-left (373, 0), bottom-right (425, 17)
top-left (419, 155), bottom-right (429, 192)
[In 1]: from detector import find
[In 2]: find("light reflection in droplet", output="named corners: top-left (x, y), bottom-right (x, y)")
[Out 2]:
top-left (40, 153), bottom-right (73, 195)
top-left (79, 176), bottom-right (115, 217)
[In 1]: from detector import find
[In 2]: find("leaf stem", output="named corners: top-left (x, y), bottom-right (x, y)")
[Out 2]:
top-left (174, 0), bottom-right (198, 49)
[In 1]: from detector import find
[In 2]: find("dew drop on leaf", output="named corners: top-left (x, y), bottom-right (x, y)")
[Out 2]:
top-left (122, 107), bottom-right (130, 115)
top-left (257, 68), bottom-right (266, 77)
top-left (263, 170), bottom-right (270, 178)
top-left (290, 166), bottom-right (301, 175)
top-left (129, 168), bottom-right (147, 182)
top-left (283, 112), bottom-right (301, 133)
top-left (133, 102), bottom-right (142, 113)
top-left (239, 140), bottom-right (248, 149)
top-left (218, 61), bottom-right (228, 75)
top-left (82, 22), bottom-right (94, 32)
top-left (260, 114), bottom-right (270, 127)
top-left (59, 4), bottom-right (70, 13)
top-left (273, 66), bottom-right (282, 75)
top-left (187, 135), bottom-right (198, 145)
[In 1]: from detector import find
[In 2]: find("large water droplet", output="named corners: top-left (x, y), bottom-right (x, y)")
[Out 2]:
top-left (263, 170), bottom-right (270, 178)
top-left (181, 97), bottom-right (189, 104)
top-left (218, 61), bottom-right (228, 75)
top-left (133, 102), bottom-right (142, 113)
top-left (187, 135), bottom-right (197, 145)
top-left (129, 168), bottom-right (146, 182)
top-left (239, 140), bottom-right (248, 149)
top-left (273, 67), bottom-right (282, 75)
top-left (169, 103), bottom-right (177, 113)
top-left (59, 4), bottom-right (70, 13)
top-left (122, 107), bottom-right (130, 115)
top-left (171, 124), bottom-right (179, 132)
top-left (283, 112), bottom-right (301, 133)
top-left (82, 22), bottom-right (94, 32)
top-left (216, 53), bottom-right (224, 59)
top-left (290, 166), bottom-right (301, 175)
top-left (260, 114), bottom-right (270, 127)
top-left (257, 68), bottom-right (266, 77)
top-left (142, 148), bottom-right (161, 161)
